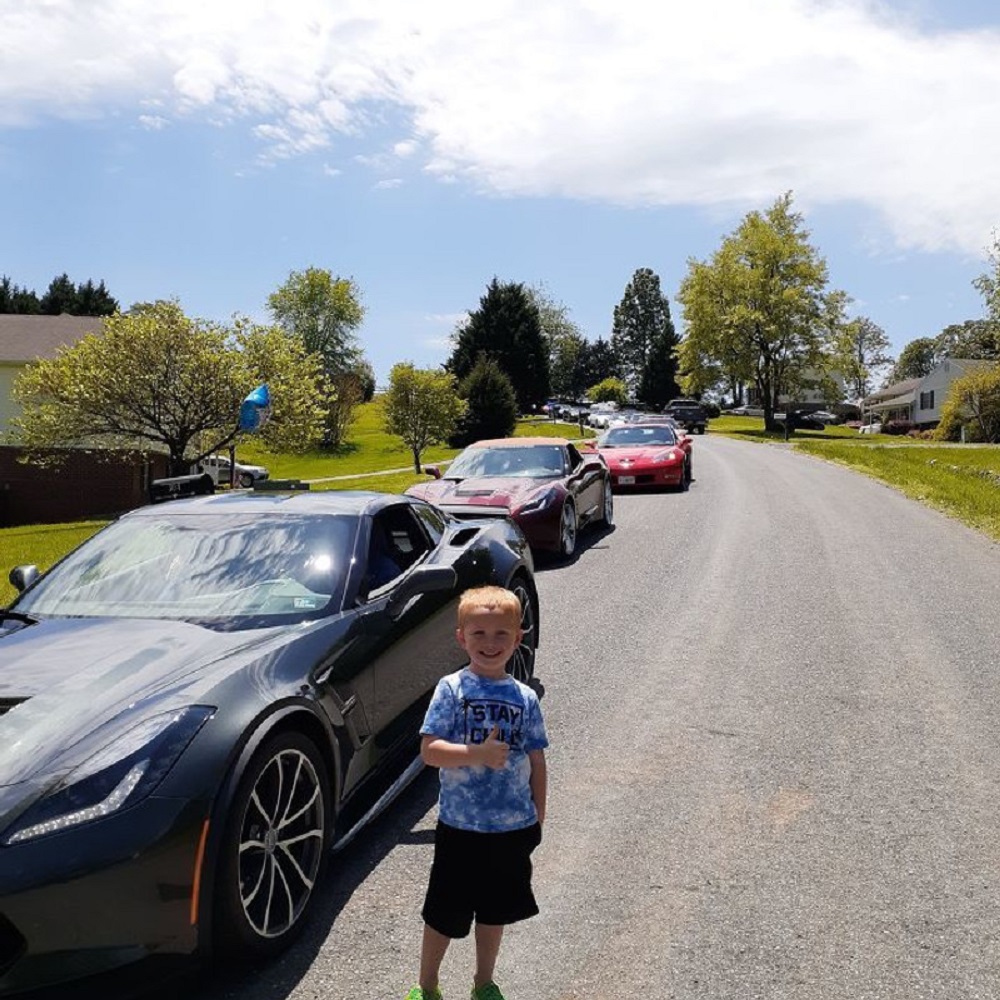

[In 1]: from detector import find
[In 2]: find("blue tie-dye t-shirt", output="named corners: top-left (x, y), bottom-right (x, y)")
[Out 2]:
top-left (420, 667), bottom-right (548, 833)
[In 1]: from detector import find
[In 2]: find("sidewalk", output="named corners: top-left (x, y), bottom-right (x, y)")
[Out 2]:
top-left (304, 461), bottom-right (451, 485)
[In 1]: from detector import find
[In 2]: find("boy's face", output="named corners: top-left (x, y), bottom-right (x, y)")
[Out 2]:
top-left (456, 607), bottom-right (523, 678)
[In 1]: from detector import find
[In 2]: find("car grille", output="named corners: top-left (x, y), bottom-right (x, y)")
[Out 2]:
top-left (0, 913), bottom-right (27, 977)
top-left (0, 698), bottom-right (27, 717)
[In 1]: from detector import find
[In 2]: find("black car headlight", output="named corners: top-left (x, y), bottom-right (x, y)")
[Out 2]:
top-left (516, 487), bottom-right (559, 514)
top-left (3, 706), bottom-right (215, 845)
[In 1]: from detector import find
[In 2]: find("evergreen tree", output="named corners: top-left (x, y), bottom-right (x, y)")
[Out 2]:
top-left (611, 268), bottom-right (680, 395)
top-left (450, 355), bottom-right (518, 447)
top-left (75, 278), bottom-right (119, 316)
top-left (0, 276), bottom-right (40, 313)
top-left (40, 273), bottom-right (78, 315)
top-left (638, 324), bottom-right (681, 408)
top-left (447, 278), bottom-right (550, 412)
top-left (574, 336), bottom-right (618, 393)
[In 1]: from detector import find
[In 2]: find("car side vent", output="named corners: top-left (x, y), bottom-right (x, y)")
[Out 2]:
top-left (0, 698), bottom-right (27, 717)
top-left (448, 527), bottom-right (481, 546)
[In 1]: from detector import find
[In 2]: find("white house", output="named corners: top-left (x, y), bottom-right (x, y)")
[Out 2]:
top-left (863, 358), bottom-right (998, 428)
top-left (0, 314), bottom-right (104, 438)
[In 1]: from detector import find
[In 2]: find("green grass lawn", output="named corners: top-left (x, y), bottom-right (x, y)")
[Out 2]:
top-left (709, 414), bottom-right (866, 442)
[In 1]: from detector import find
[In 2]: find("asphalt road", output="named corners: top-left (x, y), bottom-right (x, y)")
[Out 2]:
top-left (154, 435), bottom-right (1000, 1000)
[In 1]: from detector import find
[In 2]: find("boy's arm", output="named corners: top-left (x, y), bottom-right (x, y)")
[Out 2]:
top-left (528, 748), bottom-right (547, 826)
top-left (421, 726), bottom-right (508, 770)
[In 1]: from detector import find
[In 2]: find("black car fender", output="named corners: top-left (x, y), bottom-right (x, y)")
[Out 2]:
top-left (195, 698), bottom-right (343, 958)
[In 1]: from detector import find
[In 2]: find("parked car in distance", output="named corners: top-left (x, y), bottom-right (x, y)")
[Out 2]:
top-left (808, 410), bottom-right (842, 424)
top-left (0, 489), bottom-right (539, 995)
top-left (663, 398), bottom-right (708, 434)
top-left (587, 402), bottom-right (620, 429)
top-left (594, 422), bottom-right (691, 491)
top-left (408, 437), bottom-right (613, 559)
top-left (191, 454), bottom-right (269, 488)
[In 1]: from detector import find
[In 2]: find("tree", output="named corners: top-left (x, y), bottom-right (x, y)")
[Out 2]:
top-left (267, 267), bottom-right (365, 376)
top-left (888, 337), bottom-right (937, 383)
top-left (973, 233), bottom-right (1000, 328)
top-left (0, 276), bottom-right (40, 314)
top-left (933, 319), bottom-right (1000, 361)
top-left (75, 278), bottom-right (119, 316)
top-left (611, 268), bottom-right (680, 397)
top-left (384, 363), bottom-right (466, 472)
top-left (586, 377), bottom-right (628, 404)
top-left (39, 273), bottom-right (78, 315)
top-left (352, 358), bottom-right (377, 402)
top-left (11, 300), bottom-right (327, 473)
top-left (638, 323), bottom-right (682, 409)
top-left (677, 193), bottom-right (835, 431)
top-left (447, 278), bottom-right (550, 412)
top-left (574, 337), bottom-right (619, 394)
top-left (450, 355), bottom-right (518, 447)
top-left (526, 284), bottom-right (587, 399)
top-left (836, 315), bottom-right (895, 400)
top-left (934, 364), bottom-right (1000, 442)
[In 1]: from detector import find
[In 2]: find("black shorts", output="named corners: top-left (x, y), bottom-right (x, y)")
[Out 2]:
top-left (421, 821), bottom-right (543, 938)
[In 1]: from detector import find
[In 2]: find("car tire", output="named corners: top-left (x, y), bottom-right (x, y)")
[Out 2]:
top-left (559, 501), bottom-right (578, 560)
top-left (238, 473), bottom-right (254, 488)
top-left (214, 731), bottom-right (332, 960)
top-left (506, 574), bottom-right (538, 683)
top-left (598, 476), bottom-right (614, 527)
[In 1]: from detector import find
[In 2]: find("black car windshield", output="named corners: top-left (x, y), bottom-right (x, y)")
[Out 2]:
top-left (13, 512), bottom-right (357, 624)
top-left (446, 445), bottom-right (567, 479)
top-left (599, 425), bottom-right (677, 447)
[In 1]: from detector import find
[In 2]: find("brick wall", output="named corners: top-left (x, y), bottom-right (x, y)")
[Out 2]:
top-left (0, 448), bottom-right (170, 526)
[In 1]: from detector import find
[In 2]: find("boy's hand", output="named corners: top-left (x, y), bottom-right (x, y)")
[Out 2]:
top-left (475, 725), bottom-right (509, 770)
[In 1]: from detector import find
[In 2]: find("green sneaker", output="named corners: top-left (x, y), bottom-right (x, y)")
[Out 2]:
top-left (471, 984), bottom-right (506, 1000)
top-left (405, 988), bottom-right (443, 1000)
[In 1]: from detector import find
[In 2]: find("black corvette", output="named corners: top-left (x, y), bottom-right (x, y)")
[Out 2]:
top-left (0, 490), bottom-right (539, 995)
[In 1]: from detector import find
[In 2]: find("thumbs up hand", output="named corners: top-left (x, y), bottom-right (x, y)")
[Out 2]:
top-left (476, 725), bottom-right (509, 770)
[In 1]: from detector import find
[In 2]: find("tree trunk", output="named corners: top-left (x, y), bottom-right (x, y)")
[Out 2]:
top-left (412, 447), bottom-right (422, 474)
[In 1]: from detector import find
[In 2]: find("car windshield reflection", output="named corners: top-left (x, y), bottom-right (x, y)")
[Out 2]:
top-left (445, 445), bottom-right (566, 479)
top-left (14, 512), bottom-right (356, 624)
top-left (599, 426), bottom-right (677, 447)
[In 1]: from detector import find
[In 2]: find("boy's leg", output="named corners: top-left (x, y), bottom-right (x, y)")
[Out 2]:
top-left (473, 922), bottom-right (504, 989)
top-left (420, 922), bottom-right (452, 993)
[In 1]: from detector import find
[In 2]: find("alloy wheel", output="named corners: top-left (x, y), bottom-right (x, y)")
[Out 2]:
top-left (560, 502), bottom-right (577, 558)
top-left (237, 747), bottom-right (325, 939)
top-left (507, 578), bottom-right (537, 682)
top-left (602, 479), bottom-right (614, 526)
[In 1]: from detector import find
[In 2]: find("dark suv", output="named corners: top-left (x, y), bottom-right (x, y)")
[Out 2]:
top-left (664, 398), bottom-right (708, 434)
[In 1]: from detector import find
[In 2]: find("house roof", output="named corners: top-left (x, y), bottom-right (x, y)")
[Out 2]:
top-left (863, 377), bottom-right (921, 404)
top-left (868, 391), bottom-right (916, 411)
top-left (0, 314), bottom-right (105, 364)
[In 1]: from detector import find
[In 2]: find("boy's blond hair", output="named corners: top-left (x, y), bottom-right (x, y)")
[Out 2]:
top-left (457, 586), bottom-right (522, 628)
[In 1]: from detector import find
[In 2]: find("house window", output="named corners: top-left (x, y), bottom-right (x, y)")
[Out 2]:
top-left (919, 390), bottom-right (935, 411)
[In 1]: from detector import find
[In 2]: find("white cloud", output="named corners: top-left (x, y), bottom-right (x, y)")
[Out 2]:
top-left (374, 177), bottom-right (402, 189)
top-left (137, 114), bottom-right (169, 130)
top-left (2, 0), bottom-right (999, 251)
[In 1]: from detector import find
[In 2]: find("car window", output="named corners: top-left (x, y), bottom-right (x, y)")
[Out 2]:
top-left (14, 512), bottom-right (357, 625)
top-left (566, 444), bottom-right (583, 469)
top-left (446, 444), bottom-right (568, 479)
top-left (599, 425), bottom-right (677, 447)
top-left (411, 500), bottom-right (448, 544)
top-left (365, 505), bottom-right (433, 594)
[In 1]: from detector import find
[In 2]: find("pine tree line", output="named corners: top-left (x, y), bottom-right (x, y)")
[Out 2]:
top-left (0, 273), bottom-right (119, 316)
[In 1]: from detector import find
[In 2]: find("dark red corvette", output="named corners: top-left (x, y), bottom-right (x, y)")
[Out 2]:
top-left (595, 421), bottom-right (692, 491)
top-left (406, 437), bottom-right (613, 558)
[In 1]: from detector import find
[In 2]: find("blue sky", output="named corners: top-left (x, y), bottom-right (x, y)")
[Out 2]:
top-left (1, 0), bottom-right (998, 385)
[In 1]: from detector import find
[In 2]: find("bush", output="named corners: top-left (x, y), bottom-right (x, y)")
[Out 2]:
top-left (883, 419), bottom-right (915, 436)
top-left (449, 355), bottom-right (518, 447)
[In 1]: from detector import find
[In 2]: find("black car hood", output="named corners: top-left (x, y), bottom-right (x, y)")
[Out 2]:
top-left (0, 616), bottom-right (308, 786)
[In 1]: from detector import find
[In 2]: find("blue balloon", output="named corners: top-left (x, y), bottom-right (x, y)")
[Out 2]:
top-left (239, 384), bottom-right (271, 432)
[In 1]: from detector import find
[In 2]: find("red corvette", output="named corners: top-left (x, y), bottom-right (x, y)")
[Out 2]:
top-left (406, 437), bottom-right (613, 558)
top-left (595, 421), bottom-right (692, 491)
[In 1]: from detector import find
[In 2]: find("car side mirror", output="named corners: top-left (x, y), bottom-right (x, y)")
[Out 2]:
top-left (423, 465), bottom-right (443, 479)
top-left (9, 565), bottom-right (39, 593)
top-left (386, 564), bottom-right (457, 618)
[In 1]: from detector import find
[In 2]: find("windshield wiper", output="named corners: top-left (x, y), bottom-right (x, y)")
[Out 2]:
top-left (0, 609), bottom-right (39, 626)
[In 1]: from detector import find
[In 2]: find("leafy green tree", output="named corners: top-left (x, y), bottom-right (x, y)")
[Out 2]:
top-left (526, 284), bottom-right (587, 398)
top-left (39, 273), bottom-right (78, 315)
top-left (836, 315), bottom-right (895, 400)
top-left (267, 267), bottom-right (365, 375)
top-left (935, 364), bottom-right (1000, 442)
top-left (384, 363), bottom-right (466, 472)
top-left (677, 193), bottom-right (835, 431)
top-left (75, 278), bottom-right (119, 316)
top-left (888, 337), bottom-right (937, 383)
top-left (0, 276), bottom-right (40, 314)
top-left (574, 337), bottom-right (619, 394)
top-left (11, 300), bottom-right (326, 473)
top-left (933, 319), bottom-right (1000, 361)
top-left (448, 278), bottom-right (550, 412)
top-left (450, 355), bottom-right (518, 447)
top-left (587, 377), bottom-right (628, 404)
top-left (973, 233), bottom-right (1000, 328)
top-left (353, 358), bottom-right (377, 402)
top-left (611, 267), bottom-right (680, 397)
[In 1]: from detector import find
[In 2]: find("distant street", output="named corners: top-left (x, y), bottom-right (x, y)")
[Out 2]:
top-left (158, 435), bottom-right (1000, 1000)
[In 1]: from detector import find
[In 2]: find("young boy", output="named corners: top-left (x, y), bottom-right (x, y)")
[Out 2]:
top-left (406, 586), bottom-right (548, 1000)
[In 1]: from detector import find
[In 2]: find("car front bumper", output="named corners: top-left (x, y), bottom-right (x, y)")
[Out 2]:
top-left (609, 464), bottom-right (685, 489)
top-left (0, 796), bottom-right (206, 995)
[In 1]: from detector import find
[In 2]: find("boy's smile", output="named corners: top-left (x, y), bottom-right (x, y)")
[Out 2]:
top-left (456, 608), bottom-right (523, 678)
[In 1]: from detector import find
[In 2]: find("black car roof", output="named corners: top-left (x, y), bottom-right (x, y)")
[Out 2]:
top-left (125, 490), bottom-right (403, 519)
